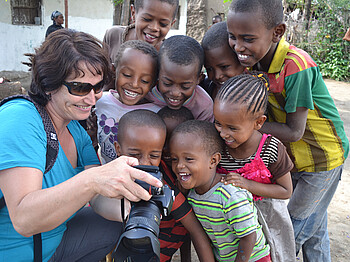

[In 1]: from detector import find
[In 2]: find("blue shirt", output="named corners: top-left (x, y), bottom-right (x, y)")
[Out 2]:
top-left (0, 99), bottom-right (100, 261)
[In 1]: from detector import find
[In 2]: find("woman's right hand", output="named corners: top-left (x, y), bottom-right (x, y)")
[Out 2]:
top-left (88, 156), bottom-right (163, 202)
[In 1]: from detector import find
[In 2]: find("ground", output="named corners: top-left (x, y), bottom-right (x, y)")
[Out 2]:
top-left (0, 72), bottom-right (349, 261)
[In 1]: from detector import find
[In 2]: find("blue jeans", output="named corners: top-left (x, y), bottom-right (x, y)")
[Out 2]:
top-left (49, 206), bottom-right (123, 262)
top-left (287, 165), bottom-right (343, 262)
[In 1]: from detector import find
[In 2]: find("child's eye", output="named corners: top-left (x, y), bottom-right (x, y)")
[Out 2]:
top-left (143, 18), bottom-right (151, 22)
top-left (181, 86), bottom-right (191, 90)
top-left (185, 157), bottom-right (194, 162)
top-left (229, 127), bottom-right (237, 131)
top-left (205, 67), bottom-right (213, 72)
top-left (214, 120), bottom-right (221, 127)
top-left (128, 153), bottom-right (140, 158)
top-left (244, 38), bottom-right (254, 43)
top-left (228, 34), bottom-right (236, 40)
top-left (221, 65), bottom-right (230, 70)
top-left (171, 157), bottom-right (178, 162)
top-left (163, 82), bottom-right (172, 87)
top-left (150, 154), bottom-right (161, 159)
top-left (122, 73), bottom-right (131, 78)
top-left (141, 79), bottom-right (150, 84)
top-left (160, 22), bottom-right (168, 27)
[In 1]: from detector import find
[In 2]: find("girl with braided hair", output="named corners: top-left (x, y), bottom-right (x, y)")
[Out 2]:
top-left (214, 73), bottom-right (296, 262)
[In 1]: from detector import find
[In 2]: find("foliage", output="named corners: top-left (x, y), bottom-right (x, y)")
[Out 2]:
top-left (296, 0), bottom-right (350, 81)
top-left (112, 0), bottom-right (124, 5)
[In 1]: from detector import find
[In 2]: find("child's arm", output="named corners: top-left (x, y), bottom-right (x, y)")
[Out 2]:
top-left (260, 107), bottom-right (308, 142)
top-left (222, 172), bottom-right (292, 199)
top-left (235, 232), bottom-right (256, 262)
top-left (181, 212), bottom-right (216, 262)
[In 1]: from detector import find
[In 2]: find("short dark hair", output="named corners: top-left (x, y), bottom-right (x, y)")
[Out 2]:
top-left (202, 21), bottom-right (229, 50)
top-left (117, 109), bottom-right (166, 142)
top-left (215, 72), bottom-right (269, 116)
top-left (157, 106), bottom-right (194, 123)
top-left (229, 0), bottom-right (283, 29)
top-left (134, 0), bottom-right (179, 19)
top-left (114, 40), bottom-right (159, 85)
top-left (28, 29), bottom-right (112, 106)
top-left (159, 35), bottom-right (204, 76)
top-left (171, 120), bottom-right (223, 155)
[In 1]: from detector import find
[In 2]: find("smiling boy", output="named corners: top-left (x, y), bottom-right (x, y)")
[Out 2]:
top-left (146, 35), bottom-right (214, 122)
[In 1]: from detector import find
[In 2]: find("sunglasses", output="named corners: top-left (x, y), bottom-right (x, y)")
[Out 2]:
top-left (62, 80), bottom-right (104, 96)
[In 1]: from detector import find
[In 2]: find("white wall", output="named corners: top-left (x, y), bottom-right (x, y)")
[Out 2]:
top-left (167, 0), bottom-right (187, 38)
top-left (0, 0), bottom-right (114, 71)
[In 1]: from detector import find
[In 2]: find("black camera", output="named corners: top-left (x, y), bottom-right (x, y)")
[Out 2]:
top-left (113, 165), bottom-right (174, 262)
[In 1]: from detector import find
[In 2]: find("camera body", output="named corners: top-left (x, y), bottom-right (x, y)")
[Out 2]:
top-left (113, 165), bottom-right (174, 262)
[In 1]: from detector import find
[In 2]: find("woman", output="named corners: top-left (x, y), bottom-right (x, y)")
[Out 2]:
top-left (0, 29), bottom-right (162, 261)
top-left (45, 11), bottom-right (64, 38)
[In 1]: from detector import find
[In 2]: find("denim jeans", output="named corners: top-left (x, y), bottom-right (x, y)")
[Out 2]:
top-left (49, 206), bottom-right (123, 262)
top-left (287, 165), bottom-right (343, 262)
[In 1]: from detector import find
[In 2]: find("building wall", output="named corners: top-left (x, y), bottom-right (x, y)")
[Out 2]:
top-left (206, 0), bottom-right (230, 26)
top-left (0, 0), bottom-right (114, 71)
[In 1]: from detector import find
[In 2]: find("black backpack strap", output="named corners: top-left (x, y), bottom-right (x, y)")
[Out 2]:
top-left (33, 234), bottom-right (42, 262)
top-left (1, 95), bottom-right (60, 262)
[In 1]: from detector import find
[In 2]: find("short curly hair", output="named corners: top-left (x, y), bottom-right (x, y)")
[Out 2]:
top-left (229, 0), bottom-right (284, 29)
top-left (171, 120), bottom-right (223, 156)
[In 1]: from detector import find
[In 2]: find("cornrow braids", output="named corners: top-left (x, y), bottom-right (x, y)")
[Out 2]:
top-left (215, 72), bottom-right (269, 116)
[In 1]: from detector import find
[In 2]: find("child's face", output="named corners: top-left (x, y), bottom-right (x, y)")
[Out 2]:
top-left (170, 132), bottom-right (216, 194)
top-left (116, 48), bottom-right (156, 106)
top-left (115, 125), bottom-right (166, 166)
top-left (132, 0), bottom-right (176, 48)
top-left (226, 10), bottom-right (278, 68)
top-left (158, 57), bottom-right (201, 109)
top-left (213, 100), bottom-right (258, 150)
top-left (204, 44), bottom-right (245, 88)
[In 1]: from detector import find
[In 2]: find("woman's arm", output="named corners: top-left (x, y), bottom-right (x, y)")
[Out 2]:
top-left (181, 211), bottom-right (216, 262)
top-left (0, 156), bottom-right (162, 237)
top-left (222, 172), bottom-right (293, 199)
top-left (260, 107), bottom-right (308, 142)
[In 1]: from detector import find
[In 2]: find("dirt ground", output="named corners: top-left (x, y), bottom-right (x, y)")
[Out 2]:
top-left (1, 72), bottom-right (349, 261)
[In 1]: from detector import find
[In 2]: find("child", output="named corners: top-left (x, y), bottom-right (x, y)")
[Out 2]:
top-left (103, 0), bottom-right (178, 90)
top-left (227, 1), bottom-right (349, 260)
top-left (95, 40), bottom-right (161, 164)
top-left (157, 106), bottom-right (194, 165)
top-left (146, 35), bottom-right (214, 122)
top-left (201, 21), bottom-right (245, 99)
top-left (114, 109), bottom-right (215, 262)
top-left (170, 120), bottom-right (271, 262)
top-left (214, 73), bottom-right (295, 262)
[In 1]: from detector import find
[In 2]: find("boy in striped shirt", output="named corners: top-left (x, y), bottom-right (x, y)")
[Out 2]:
top-left (170, 120), bottom-right (270, 262)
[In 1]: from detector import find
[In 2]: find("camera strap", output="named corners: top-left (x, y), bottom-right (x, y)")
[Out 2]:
top-left (0, 94), bottom-right (59, 262)
top-left (121, 198), bottom-right (127, 230)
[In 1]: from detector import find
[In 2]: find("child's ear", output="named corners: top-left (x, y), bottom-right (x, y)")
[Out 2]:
top-left (130, 4), bottom-right (136, 23)
top-left (209, 152), bottom-right (221, 169)
top-left (171, 18), bottom-right (177, 28)
top-left (254, 114), bottom-right (267, 130)
top-left (114, 141), bottom-right (122, 157)
top-left (272, 23), bottom-right (286, 43)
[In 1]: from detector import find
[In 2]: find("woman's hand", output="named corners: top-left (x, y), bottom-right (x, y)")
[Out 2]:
top-left (89, 156), bottom-right (163, 202)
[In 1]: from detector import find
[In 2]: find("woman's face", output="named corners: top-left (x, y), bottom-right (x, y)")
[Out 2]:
top-left (55, 15), bottom-right (64, 25)
top-left (48, 62), bottom-right (103, 123)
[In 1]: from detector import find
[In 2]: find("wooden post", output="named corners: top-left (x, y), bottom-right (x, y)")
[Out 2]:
top-left (121, 0), bottom-right (130, 26)
top-left (64, 0), bottom-right (68, 28)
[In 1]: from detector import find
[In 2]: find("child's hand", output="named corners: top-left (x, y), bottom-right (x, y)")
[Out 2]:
top-left (221, 172), bottom-right (250, 190)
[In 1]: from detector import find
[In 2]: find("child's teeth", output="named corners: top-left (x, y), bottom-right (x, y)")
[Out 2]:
top-left (124, 89), bottom-right (138, 98)
top-left (146, 33), bottom-right (156, 39)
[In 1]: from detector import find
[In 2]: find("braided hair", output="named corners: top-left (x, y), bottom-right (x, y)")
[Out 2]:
top-left (215, 72), bottom-right (269, 116)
